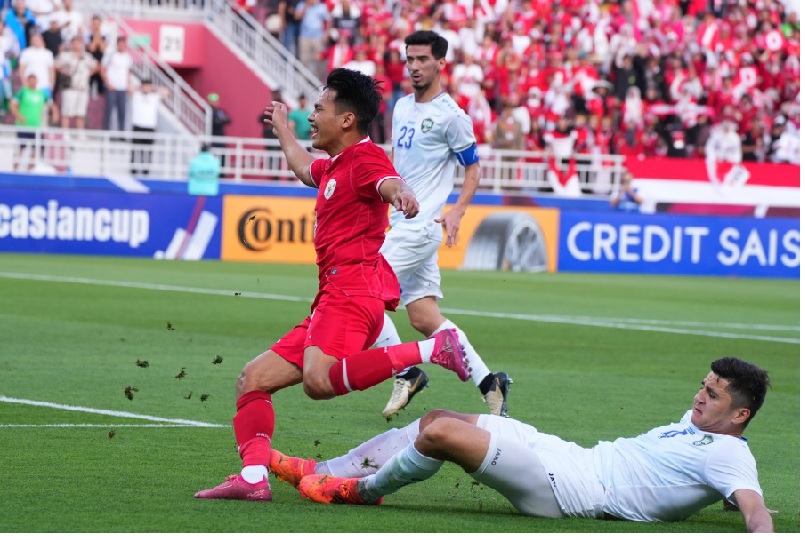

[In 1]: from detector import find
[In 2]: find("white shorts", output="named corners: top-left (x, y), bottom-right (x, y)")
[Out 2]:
top-left (61, 89), bottom-right (89, 117)
top-left (472, 415), bottom-right (606, 519)
top-left (380, 223), bottom-right (443, 306)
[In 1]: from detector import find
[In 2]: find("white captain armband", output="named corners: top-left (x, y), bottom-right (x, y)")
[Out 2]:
top-left (455, 143), bottom-right (480, 167)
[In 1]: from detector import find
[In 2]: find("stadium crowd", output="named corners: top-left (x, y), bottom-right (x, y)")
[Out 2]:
top-left (242, 0), bottom-right (800, 162)
top-left (0, 0), bottom-right (800, 163)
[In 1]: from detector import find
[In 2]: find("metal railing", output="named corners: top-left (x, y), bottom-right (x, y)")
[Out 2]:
top-left (77, 0), bottom-right (209, 23)
top-left (85, 0), bottom-right (322, 105)
top-left (80, 0), bottom-right (212, 135)
top-left (0, 124), bottom-right (624, 196)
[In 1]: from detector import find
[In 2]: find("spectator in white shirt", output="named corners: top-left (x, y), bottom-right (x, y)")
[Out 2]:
top-left (0, 18), bottom-right (19, 111)
top-left (343, 46), bottom-right (375, 77)
top-left (28, 0), bottom-right (59, 32)
top-left (768, 115), bottom-right (800, 165)
top-left (622, 86), bottom-right (643, 128)
top-left (432, 18), bottom-right (461, 65)
top-left (705, 119), bottom-right (747, 186)
top-left (101, 36), bottom-right (132, 131)
top-left (59, 0), bottom-right (84, 41)
top-left (0, 18), bottom-right (21, 62)
top-left (130, 78), bottom-right (168, 176)
top-left (452, 52), bottom-right (484, 100)
top-left (55, 35), bottom-right (96, 130)
top-left (19, 32), bottom-right (54, 93)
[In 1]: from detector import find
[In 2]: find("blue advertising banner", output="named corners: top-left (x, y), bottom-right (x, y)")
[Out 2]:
top-left (558, 211), bottom-right (800, 278)
top-left (0, 188), bottom-right (222, 259)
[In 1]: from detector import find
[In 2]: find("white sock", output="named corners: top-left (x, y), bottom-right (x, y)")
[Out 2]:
top-left (418, 339), bottom-right (436, 363)
top-left (434, 319), bottom-right (491, 387)
top-left (240, 465), bottom-right (267, 484)
top-left (359, 442), bottom-right (443, 502)
top-left (318, 419), bottom-right (421, 478)
top-left (373, 312), bottom-right (403, 348)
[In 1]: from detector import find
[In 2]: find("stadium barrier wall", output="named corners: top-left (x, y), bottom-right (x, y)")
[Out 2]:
top-left (0, 188), bottom-right (222, 260)
top-left (221, 195), bottom-right (560, 272)
top-left (0, 181), bottom-right (799, 279)
top-left (558, 210), bottom-right (800, 279)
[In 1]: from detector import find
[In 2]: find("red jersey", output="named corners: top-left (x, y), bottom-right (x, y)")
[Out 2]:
top-left (613, 128), bottom-right (644, 156)
top-left (309, 138), bottom-right (401, 309)
top-left (641, 128), bottom-right (662, 157)
top-left (697, 19), bottom-right (720, 50)
top-left (736, 101), bottom-right (757, 134)
top-left (233, 0), bottom-right (255, 12)
top-left (519, 67), bottom-right (545, 95)
top-left (521, 43), bottom-right (544, 64)
top-left (525, 130), bottom-right (544, 156)
top-left (574, 126), bottom-right (592, 154)
top-left (326, 43), bottom-right (354, 73)
top-left (785, 37), bottom-right (799, 57)
top-left (385, 56), bottom-right (405, 87)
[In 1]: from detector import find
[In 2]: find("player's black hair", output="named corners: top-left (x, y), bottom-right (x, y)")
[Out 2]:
top-left (711, 357), bottom-right (771, 427)
top-left (404, 30), bottom-right (449, 60)
top-left (324, 68), bottom-right (381, 135)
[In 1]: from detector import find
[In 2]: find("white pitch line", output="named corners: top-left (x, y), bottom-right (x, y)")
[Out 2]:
top-left (0, 272), bottom-right (310, 303)
top-left (0, 272), bottom-right (798, 344)
top-left (0, 424), bottom-right (228, 428)
top-left (566, 317), bottom-right (798, 332)
top-left (444, 308), bottom-right (800, 344)
top-left (0, 396), bottom-right (229, 427)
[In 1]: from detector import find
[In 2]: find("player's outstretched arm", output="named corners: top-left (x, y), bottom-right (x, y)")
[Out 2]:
top-left (262, 101), bottom-right (316, 187)
top-left (734, 489), bottom-right (774, 533)
top-left (436, 161), bottom-right (480, 247)
top-left (379, 178), bottom-right (419, 219)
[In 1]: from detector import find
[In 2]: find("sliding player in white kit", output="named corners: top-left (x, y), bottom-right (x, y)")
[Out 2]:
top-left (374, 30), bottom-right (512, 419)
top-left (272, 356), bottom-right (774, 533)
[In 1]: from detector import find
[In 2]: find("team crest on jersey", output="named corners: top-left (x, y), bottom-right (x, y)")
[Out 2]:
top-left (693, 435), bottom-right (714, 446)
top-left (421, 118), bottom-right (434, 132)
top-left (324, 178), bottom-right (337, 200)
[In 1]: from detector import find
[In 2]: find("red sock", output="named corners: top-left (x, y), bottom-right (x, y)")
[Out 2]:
top-left (233, 390), bottom-right (274, 467)
top-left (328, 343), bottom-right (421, 396)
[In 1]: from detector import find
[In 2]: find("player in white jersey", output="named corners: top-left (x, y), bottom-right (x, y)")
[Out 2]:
top-left (373, 30), bottom-right (513, 419)
top-left (272, 357), bottom-right (774, 533)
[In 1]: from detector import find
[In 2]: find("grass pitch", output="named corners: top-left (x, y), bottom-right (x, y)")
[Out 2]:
top-left (0, 254), bottom-right (799, 533)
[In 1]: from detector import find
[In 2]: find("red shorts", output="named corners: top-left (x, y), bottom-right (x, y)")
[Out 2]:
top-left (270, 288), bottom-right (386, 369)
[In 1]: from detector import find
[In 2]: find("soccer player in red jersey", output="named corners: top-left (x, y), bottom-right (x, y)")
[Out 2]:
top-left (194, 68), bottom-right (470, 502)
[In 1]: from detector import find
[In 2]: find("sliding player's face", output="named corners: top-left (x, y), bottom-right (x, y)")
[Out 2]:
top-left (690, 372), bottom-right (746, 434)
top-left (405, 44), bottom-right (445, 92)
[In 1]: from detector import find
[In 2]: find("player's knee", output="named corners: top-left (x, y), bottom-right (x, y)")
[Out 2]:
top-left (302, 374), bottom-right (334, 400)
top-left (419, 409), bottom-right (454, 431)
top-left (410, 318), bottom-right (434, 336)
top-left (236, 362), bottom-right (260, 397)
top-left (408, 312), bottom-right (440, 336)
top-left (407, 299), bottom-right (442, 336)
top-left (417, 417), bottom-right (459, 452)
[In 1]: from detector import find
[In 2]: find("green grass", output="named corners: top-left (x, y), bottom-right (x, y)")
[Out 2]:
top-left (0, 254), bottom-right (799, 533)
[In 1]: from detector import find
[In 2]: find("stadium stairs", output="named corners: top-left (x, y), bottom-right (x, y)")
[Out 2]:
top-left (83, 0), bottom-right (322, 139)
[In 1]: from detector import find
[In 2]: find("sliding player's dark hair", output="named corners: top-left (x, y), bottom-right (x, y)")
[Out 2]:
top-left (711, 357), bottom-right (770, 427)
